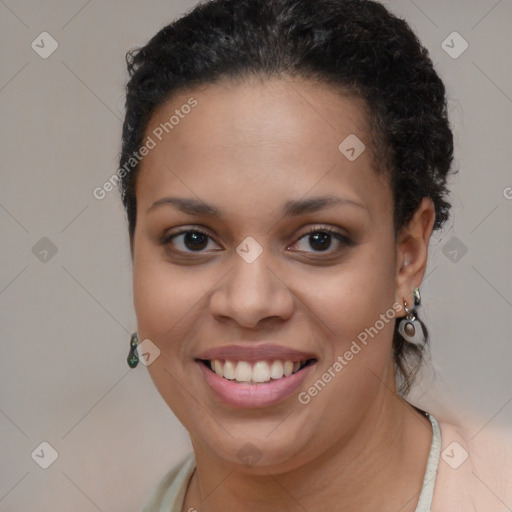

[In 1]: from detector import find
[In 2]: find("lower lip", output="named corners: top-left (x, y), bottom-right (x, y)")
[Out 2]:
top-left (196, 361), bottom-right (316, 408)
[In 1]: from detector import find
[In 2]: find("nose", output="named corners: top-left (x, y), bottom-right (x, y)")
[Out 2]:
top-left (209, 249), bottom-right (294, 329)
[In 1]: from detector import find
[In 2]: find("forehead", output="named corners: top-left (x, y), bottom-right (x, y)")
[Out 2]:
top-left (135, 76), bottom-right (389, 222)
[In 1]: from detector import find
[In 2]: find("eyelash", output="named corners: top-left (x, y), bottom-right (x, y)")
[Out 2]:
top-left (161, 225), bottom-right (352, 256)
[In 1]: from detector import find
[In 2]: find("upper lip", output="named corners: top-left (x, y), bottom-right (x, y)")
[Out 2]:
top-left (195, 343), bottom-right (318, 362)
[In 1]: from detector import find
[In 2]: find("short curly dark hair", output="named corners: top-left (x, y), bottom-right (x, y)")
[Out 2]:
top-left (118, 0), bottom-right (454, 395)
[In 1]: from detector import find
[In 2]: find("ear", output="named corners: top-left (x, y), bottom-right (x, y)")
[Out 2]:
top-left (394, 197), bottom-right (436, 316)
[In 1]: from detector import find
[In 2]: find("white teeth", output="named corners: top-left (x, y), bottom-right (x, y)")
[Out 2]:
top-left (212, 359), bottom-right (223, 376)
top-left (223, 360), bottom-right (236, 380)
top-left (252, 361), bottom-right (271, 382)
top-left (234, 361), bottom-right (252, 382)
top-left (269, 360), bottom-right (284, 379)
top-left (209, 358), bottom-right (308, 383)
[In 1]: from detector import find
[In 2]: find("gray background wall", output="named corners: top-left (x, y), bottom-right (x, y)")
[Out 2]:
top-left (1, 0), bottom-right (511, 510)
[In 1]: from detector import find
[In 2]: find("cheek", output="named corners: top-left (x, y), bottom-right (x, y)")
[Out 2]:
top-left (315, 240), bottom-right (397, 340)
top-left (132, 242), bottom-right (214, 365)
top-left (133, 253), bottom-right (168, 338)
top-left (296, 245), bottom-right (398, 428)
top-left (132, 243), bottom-right (188, 347)
top-left (132, 250), bottom-right (197, 413)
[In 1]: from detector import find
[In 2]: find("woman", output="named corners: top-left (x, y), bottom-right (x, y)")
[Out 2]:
top-left (118, 0), bottom-right (512, 510)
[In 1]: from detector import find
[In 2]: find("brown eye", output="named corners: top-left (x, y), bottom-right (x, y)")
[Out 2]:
top-left (290, 226), bottom-right (352, 254)
top-left (305, 232), bottom-right (332, 251)
top-left (162, 229), bottom-right (221, 253)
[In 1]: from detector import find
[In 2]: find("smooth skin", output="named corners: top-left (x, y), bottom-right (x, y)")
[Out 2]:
top-left (132, 75), bottom-right (436, 512)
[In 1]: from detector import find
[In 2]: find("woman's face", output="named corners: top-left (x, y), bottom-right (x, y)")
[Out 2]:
top-left (132, 76), bottom-right (408, 471)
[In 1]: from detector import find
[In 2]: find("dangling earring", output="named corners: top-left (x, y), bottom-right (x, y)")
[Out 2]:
top-left (398, 287), bottom-right (424, 346)
top-left (127, 332), bottom-right (139, 368)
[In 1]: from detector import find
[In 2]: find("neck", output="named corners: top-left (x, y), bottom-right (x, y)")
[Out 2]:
top-left (183, 395), bottom-right (432, 512)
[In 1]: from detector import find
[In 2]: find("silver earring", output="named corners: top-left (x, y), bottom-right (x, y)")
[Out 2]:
top-left (398, 287), bottom-right (424, 346)
top-left (413, 287), bottom-right (421, 307)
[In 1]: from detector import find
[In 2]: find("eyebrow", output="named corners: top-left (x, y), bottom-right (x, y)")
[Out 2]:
top-left (147, 195), bottom-right (366, 217)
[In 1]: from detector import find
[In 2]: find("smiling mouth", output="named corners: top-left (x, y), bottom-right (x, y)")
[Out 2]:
top-left (197, 358), bottom-right (317, 384)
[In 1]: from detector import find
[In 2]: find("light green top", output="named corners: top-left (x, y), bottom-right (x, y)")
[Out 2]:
top-left (143, 413), bottom-right (441, 512)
